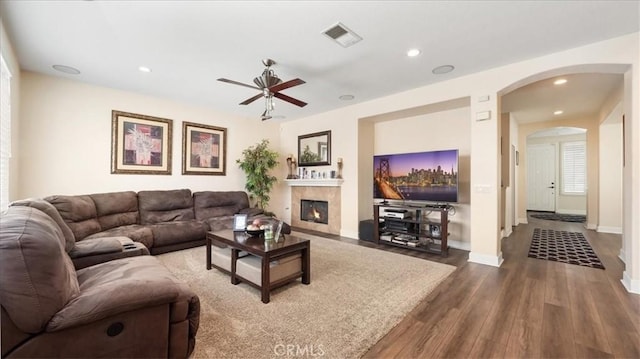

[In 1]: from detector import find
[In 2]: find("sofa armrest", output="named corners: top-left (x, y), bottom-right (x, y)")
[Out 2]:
top-left (68, 237), bottom-right (131, 259)
top-left (46, 256), bottom-right (186, 331)
top-left (239, 207), bottom-right (264, 217)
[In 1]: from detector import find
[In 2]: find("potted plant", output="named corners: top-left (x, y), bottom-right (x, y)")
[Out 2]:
top-left (236, 139), bottom-right (279, 212)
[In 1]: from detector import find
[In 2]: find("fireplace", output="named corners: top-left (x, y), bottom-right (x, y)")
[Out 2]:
top-left (300, 200), bottom-right (329, 224)
top-left (289, 185), bottom-right (341, 235)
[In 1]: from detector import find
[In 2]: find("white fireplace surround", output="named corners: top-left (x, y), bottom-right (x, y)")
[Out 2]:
top-left (284, 179), bottom-right (343, 187)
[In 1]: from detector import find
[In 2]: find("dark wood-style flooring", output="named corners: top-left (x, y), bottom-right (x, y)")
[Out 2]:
top-left (296, 215), bottom-right (640, 358)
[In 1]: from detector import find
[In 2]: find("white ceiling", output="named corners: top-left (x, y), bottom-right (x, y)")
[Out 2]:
top-left (1, 1), bottom-right (638, 122)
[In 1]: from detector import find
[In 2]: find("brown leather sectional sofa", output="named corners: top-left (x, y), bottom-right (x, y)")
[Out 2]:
top-left (46, 189), bottom-right (264, 257)
top-left (0, 189), bottom-right (271, 358)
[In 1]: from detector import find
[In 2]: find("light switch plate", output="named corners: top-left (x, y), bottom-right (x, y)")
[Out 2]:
top-left (476, 111), bottom-right (491, 121)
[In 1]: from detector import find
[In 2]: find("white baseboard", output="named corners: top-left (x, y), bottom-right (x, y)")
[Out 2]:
top-left (468, 251), bottom-right (504, 267)
top-left (518, 217), bottom-right (528, 224)
top-left (586, 222), bottom-right (597, 230)
top-left (502, 227), bottom-right (513, 238)
top-left (597, 226), bottom-right (623, 234)
top-left (621, 271), bottom-right (640, 294)
top-left (556, 209), bottom-right (587, 215)
top-left (341, 229), bottom-right (358, 239)
top-left (448, 240), bottom-right (470, 251)
top-left (618, 248), bottom-right (625, 263)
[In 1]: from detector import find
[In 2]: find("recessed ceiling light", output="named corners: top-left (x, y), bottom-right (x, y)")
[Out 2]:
top-left (554, 110), bottom-right (564, 115)
top-left (432, 65), bottom-right (454, 75)
top-left (339, 94), bottom-right (355, 101)
top-left (52, 64), bottom-right (80, 75)
top-left (554, 78), bottom-right (567, 85)
top-left (138, 66), bottom-right (152, 73)
top-left (407, 49), bottom-right (421, 57)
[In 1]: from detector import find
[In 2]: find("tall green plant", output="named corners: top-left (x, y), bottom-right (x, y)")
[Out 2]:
top-left (236, 139), bottom-right (279, 210)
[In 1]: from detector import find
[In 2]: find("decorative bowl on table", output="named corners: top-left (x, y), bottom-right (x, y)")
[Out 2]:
top-left (245, 227), bottom-right (264, 237)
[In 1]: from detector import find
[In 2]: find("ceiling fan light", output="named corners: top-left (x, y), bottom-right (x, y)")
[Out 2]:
top-left (265, 95), bottom-right (275, 111)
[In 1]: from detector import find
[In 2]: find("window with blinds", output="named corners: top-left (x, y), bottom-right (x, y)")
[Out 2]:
top-left (1, 56), bottom-right (11, 211)
top-left (561, 141), bottom-right (586, 194)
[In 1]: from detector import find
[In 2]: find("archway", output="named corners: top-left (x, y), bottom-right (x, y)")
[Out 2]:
top-left (497, 64), bottom-right (634, 293)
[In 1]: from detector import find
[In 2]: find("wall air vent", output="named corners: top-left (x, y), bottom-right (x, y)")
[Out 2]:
top-left (322, 22), bottom-right (363, 48)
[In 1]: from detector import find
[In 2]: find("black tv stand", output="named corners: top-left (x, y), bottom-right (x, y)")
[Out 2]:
top-left (373, 203), bottom-right (449, 256)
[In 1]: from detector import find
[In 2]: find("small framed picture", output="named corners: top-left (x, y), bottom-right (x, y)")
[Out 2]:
top-left (233, 214), bottom-right (248, 231)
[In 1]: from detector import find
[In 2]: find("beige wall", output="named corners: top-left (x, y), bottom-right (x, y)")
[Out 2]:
top-left (598, 104), bottom-right (623, 233)
top-left (17, 72), bottom-right (287, 216)
top-left (622, 67), bottom-right (639, 292)
top-left (509, 113), bottom-right (520, 228)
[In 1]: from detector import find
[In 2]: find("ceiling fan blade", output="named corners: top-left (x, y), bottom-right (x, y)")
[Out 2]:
top-left (217, 78), bottom-right (262, 90)
top-left (269, 78), bottom-right (305, 93)
top-left (239, 93), bottom-right (264, 105)
top-left (273, 92), bottom-right (307, 107)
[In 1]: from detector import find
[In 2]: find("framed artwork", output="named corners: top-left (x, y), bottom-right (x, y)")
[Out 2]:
top-left (111, 110), bottom-right (172, 175)
top-left (182, 121), bottom-right (227, 175)
top-left (233, 214), bottom-right (248, 231)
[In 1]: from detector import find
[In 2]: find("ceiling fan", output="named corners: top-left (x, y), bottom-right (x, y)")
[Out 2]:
top-left (217, 59), bottom-right (307, 120)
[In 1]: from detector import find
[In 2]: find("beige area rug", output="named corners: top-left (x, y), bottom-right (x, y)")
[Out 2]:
top-left (157, 232), bottom-right (456, 358)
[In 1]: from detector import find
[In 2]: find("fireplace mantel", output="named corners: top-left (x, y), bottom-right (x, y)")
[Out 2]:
top-left (285, 179), bottom-right (343, 187)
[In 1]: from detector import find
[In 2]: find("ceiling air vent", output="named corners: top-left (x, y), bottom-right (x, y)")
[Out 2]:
top-left (322, 22), bottom-right (363, 48)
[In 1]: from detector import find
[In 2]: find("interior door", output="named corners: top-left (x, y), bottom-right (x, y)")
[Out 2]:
top-left (527, 144), bottom-right (556, 212)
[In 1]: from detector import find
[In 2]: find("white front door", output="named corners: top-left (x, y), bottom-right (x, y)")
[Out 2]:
top-left (527, 144), bottom-right (556, 212)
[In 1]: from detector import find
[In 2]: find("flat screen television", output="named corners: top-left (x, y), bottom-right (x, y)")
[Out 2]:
top-left (373, 149), bottom-right (459, 203)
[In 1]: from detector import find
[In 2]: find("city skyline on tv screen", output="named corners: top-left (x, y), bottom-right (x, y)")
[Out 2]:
top-left (373, 149), bottom-right (459, 203)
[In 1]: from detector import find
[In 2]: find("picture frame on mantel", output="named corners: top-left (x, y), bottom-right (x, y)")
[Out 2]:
top-left (111, 110), bottom-right (173, 175)
top-left (298, 130), bottom-right (331, 167)
top-left (182, 121), bottom-right (227, 175)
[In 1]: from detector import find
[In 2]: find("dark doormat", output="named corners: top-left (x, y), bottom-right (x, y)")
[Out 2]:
top-left (528, 228), bottom-right (605, 269)
top-left (528, 211), bottom-right (586, 223)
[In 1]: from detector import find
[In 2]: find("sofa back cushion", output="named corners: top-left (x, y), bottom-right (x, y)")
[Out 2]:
top-left (0, 206), bottom-right (80, 333)
top-left (46, 195), bottom-right (101, 241)
top-left (138, 189), bottom-right (195, 224)
top-left (90, 191), bottom-right (139, 230)
top-left (193, 191), bottom-right (250, 220)
top-left (10, 198), bottom-right (76, 252)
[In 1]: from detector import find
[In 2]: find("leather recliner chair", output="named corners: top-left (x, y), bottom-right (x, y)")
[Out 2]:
top-left (0, 205), bottom-right (200, 358)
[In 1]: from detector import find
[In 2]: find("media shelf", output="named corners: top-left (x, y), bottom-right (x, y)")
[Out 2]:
top-left (373, 203), bottom-right (449, 256)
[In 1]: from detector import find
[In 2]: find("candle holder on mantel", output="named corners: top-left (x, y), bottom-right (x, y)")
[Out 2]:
top-left (286, 155), bottom-right (299, 179)
top-left (337, 157), bottom-right (343, 179)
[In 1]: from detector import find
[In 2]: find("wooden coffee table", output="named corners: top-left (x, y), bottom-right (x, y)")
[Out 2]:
top-left (206, 230), bottom-right (310, 303)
